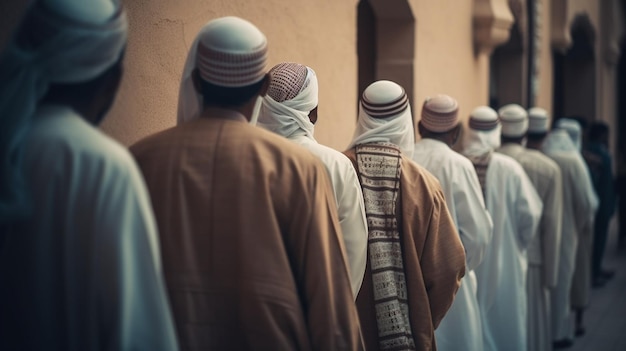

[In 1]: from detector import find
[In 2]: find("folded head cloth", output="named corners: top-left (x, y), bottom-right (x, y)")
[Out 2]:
top-left (420, 94), bottom-right (459, 133)
top-left (177, 16), bottom-right (268, 124)
top-left (527, 107), bottom-right (550, 134)
top-left (498, 104), bottom-right (528, 138)
top-left (257, 62), bottom-right (318, 139)
top-left (0, 0), bottom-right (128, 221)
top-left (348, 80), bottom-right (415, 158)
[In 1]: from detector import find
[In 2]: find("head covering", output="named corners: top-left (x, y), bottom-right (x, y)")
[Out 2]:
top-left (554, 118), bottom-right (582, 150)
top-left (463, 106), bottom-right (501, 158)
top-left (348, 80), bottom-right (415, 158)
top-left (257, 62), bottom-right (318, 139)
top-left (527, 107), bottom-right (550, 134)
top-left (0, 0), bottom-right (128, 222)
top-left (177, 16), bottom-right (268, 124)
top-left (498, 104), bottom-right (528, 137)
top-left (420, 94), bottom-right (459, 133)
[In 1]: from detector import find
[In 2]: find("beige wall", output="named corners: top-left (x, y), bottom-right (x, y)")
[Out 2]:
top-left (2, 0), bottom-right (621, 153)
top-left (101, 0), bottom-right (359, 150)
top-left (412, 0), bottom-right (490, 132)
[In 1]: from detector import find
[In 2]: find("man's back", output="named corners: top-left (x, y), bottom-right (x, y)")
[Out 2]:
top-left (344, 146), bottom-right (465, 351)
top-left (474, 152), bottom-right (542, 351)
top-left (413, 138), bottom-right (492, 351)
top-left (290, 135), bottom-right (368, 297)
top-left (0, 105), bottom-right (178, 350)
top-left (132, 116), bottom-right (362, 350)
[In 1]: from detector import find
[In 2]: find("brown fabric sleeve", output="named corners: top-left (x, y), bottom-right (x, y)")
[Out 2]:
top-left (418, 187), bottom-right (466, 329)
top-left (284, 160), bottom-right (364, 351)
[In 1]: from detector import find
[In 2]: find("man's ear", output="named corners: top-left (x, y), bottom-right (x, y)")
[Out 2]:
top-left (258, 73), bottom-right (271, 97)
top-left (451, 124), bottom-right (461, 145)
top-left (191, 68), bottom-right (202, 93)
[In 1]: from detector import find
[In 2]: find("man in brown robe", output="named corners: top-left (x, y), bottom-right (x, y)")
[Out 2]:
top-left (131, 17), bottom-right (363, 351)
top-left (345, 80), bottom-right (466, 351)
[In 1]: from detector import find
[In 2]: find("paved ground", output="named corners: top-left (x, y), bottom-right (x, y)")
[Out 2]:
top-left (570, 218), bottom-right (626, 351)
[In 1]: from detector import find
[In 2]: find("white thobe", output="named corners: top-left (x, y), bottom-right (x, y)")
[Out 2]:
top-left (473, 153), bottom-right (543, 351)
top-left (413, 138), bottom-right (493, 351)
top-left (0, 105), bottom-right (179, 351)
top-left (291, 134), bottom-right (368, 297)
top-left (543, 130), bottom-right (598, 341)
top-left (498, 143), bottom-right (563, 351)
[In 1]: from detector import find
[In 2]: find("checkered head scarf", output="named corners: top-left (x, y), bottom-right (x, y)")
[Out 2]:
top-left (257, 62), bottom-right (318, 139)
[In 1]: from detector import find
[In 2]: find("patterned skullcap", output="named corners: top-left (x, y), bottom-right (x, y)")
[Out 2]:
top-left (267, 62), bottom-right (308, 102)
top-left (361, 80), bottom-right (409, 118)
top-left (196, 17), bottom-right (267, 87)
top-left (420, 94), bottom-right (459, 132)
top-left (527, 107), bottom-right (550, 134)
top-left (469, 106), bottom-right (499, 131)
top-left (498, 104), bottom-right (528, 137)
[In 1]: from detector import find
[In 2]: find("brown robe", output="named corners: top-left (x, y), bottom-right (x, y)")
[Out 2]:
top-left (344, 147), bottom-right (466, 351)
top-left (131, 113), bottom-right (363, 351)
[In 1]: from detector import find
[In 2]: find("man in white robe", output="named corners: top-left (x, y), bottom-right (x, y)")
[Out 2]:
top-left (462, 106), bottom-right (542, 351)
top-left (412, 95), bottom-right (493, 351)
top-left (497, 105), bottom-right (563, 351)
top-left (543, 118), bottom-right (598, 346)
top-left (0, 1), bottom-right (178, 350)
top-left (257, 62), bottom-right (368, 297)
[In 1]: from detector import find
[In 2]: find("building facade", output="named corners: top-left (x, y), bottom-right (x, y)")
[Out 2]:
top-left (2, 0), bottom-right (624, 158)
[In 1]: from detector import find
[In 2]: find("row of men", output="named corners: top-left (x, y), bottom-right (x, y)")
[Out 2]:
top-left (0, 1), bottom-right (611, 350)
top-left (0, 3), bottom-right (461, 350)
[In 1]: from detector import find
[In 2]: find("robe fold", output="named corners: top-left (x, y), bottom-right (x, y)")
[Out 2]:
top-left (132, 115), bottom-right (363, 351)
top-left (344, 146), bottom-right (466, 351)
top-left (543, 130), bottom-right (598, 341)
top-left (0, 105), bottom-right (179, 351)
top-left (471, 152), bottom-right (543, 351)
top-left (413, 138), bottom-right (493, 351)
top-left (498, 143), bottom-right (563, 351)
top-left (288, 134), bottom-right (368, 297)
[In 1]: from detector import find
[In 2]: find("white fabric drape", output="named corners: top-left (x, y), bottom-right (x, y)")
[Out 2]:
top-left (257, 67), bottom-right (317, 139)
top-left (0, 3), bottom-right (127, 221)
top-left (348, 104), bottom-right (415, 158)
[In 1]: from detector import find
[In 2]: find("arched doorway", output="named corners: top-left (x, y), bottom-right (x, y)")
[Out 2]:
top-left (552, 14), bottom-right (596, 124)
top-left (489, 0), bottom-right (529, 109)
top-left (357, 0), bottom-right (416, 111)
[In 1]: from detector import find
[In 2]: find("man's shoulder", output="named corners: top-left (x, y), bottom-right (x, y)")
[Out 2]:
top-left (401, 155), bottom-right (444, 193)
top-left (491, 152), bottom-right (526, 175)
top-left (29, 109), bottom-right (134, 170)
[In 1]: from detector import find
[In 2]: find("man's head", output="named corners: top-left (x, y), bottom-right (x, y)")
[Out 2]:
top-left (418, 94), bottom-right (460, 147)
top-left (554, 118), bottom-right (583, 151)
top-left (0, 0), bottom-right (128, 221)
top-left (257, 62), bottom-right (319, 139)
top-left (526, 107), bottom-right (550, 149)
top-left (3, 0), bottom-right (128, 124)
top-left (178, 16), bottom-right (268, 123)
top-left (462, 106), bottom-right (501, 155)
top-left (498, 104), bottom-right (528, 145)
top-left (349, 80), bottom-right (415, 157)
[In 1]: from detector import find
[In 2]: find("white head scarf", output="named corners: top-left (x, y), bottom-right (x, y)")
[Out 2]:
top-left (177, 16), bottom-right (268, 125)
top-left (554, 118), bottom-right (582, 151)
top-left (0, 0), bottom-right (127, 221)
top-left (348, 80), bottom-right (415, 158)
top-left (462, 106), bottom-right (502, 159)
top-left (542, 128), bottom-right (579, 154)
top-left (257, 63), bottom-right (318, 139)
